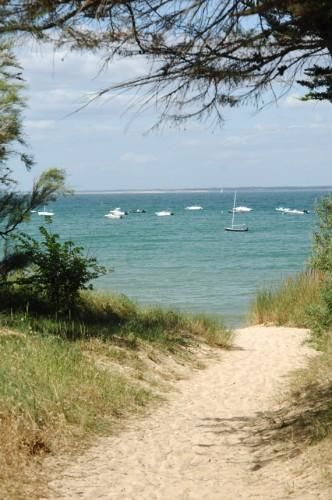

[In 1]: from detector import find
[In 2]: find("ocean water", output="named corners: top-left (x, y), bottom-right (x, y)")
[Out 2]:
top-left (26, 189), bottom-right (330, 327)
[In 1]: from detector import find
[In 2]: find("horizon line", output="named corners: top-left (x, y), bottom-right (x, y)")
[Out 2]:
top-left (73, 185), bottom-right (332, 194)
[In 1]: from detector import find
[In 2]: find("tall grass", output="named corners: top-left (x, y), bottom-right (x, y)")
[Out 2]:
top-left (0, 291), bottom-right (232, 498)
top-left (0, 291), bottom-right (233, 350)
top-left (261, 335), bottom-right (332, 470)
top-left (248, 270), bottom-right (322, 327)
top-left (0, 331), bottom-right (151, 499)
top-left (79, 292), bottom-right (233, 349)
top-left (248, 269), bottom-right (332, 483)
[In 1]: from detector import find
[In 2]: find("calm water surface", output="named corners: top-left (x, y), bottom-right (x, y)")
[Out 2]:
top-left (26, 190), bottom-right (329, 326)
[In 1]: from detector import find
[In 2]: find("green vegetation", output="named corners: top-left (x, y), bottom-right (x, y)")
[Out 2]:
top-left (249, 270), bottom-right (322, 327)
top-left (2, 2), bottom-right (332, 126)
top-left (311, 195), bottom-right (332, 272)
top-left (14, 226), bottom-right (106, 314)
top-left (0, 41), bottom-right (69, 281)
top-left (250, 195), bottom-right (332, 337)
top-left (0, 286), bottom-right (232, 499)
top-left (0, 330), bottom-right (151, 499)
top-left (0, 32), bottom-right (228, 500)
top-left (0, 211), bottom-right (232, 498)
top-left (250, 195), bottom-right (332, 478)
top-left (0, 290), bottom-right (232, 350)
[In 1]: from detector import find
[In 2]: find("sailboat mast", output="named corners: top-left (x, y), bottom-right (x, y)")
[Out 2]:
top-left (231, 191), bottom-right (236, 227)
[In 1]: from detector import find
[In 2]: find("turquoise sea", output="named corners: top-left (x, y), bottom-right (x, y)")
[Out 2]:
top-left (27, 189), bottom-right (330, 327)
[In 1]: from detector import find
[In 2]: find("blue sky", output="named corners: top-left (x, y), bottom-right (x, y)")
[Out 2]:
top-left (15, 43), bottom-right (332, 191)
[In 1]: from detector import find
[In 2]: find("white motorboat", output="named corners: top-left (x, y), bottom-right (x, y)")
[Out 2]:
top-left (225, 192), bottom-right (248, 232)
top-left (107, 207), bottom-right (128, 216)
top-left (155, 210), bottom-right (174, 216)
top-left (276, 207), bottom-right (309, 215)
top-left (275, 207), bottom-right (290, 213)
top-left (105, 212), bottom-right (122, 219)
top-left (285, 209), bottom-right (310, 215)
top-left (38, 206), bottom-right (54, 216)
top-left (185, 205), bottom-right (203, 210)
top-left (229, 206), bottom-right (252, 213)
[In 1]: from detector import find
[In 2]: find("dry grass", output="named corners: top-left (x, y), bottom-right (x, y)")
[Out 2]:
top-left (287, 339), bottom-right (332, 444)
top-left (0, 292), bottom-right (232, 499)
top-left (248, 270), bottom-right (332, 486)
top-left (79, 293), bottom-right (234, 351)
top-left (0, 291), bottom-right (233, 350)
top-left (248, 270), bottom-right (322, 327)
top-left (238, 335), bottom-right (332, 484)
top-left (0, 330), bottom-right (151, 499)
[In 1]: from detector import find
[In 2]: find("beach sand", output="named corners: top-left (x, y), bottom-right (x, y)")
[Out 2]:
top-left (47, 326), bottom-right (331, 499)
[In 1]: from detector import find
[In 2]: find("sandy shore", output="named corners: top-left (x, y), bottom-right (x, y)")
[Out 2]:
top-left (47, 326), bottom-right (331, 499)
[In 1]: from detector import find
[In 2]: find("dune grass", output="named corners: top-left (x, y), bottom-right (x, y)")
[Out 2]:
top-left (0, 290), bottom-right (232, 350)
top-left (248, 270), bottom-right (322, 327)
top-left (248, 268), bottom-right (332, 485)
top-left (259, 335), bottom-right (332, 470)
top-left (0, 330), bottom-right (151, 499)
top-left (0, 290), bottom-right (232, 499)
top-left (289, 338), bottom-right (332, 442)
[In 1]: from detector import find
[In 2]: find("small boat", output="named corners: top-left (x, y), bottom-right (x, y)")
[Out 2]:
top-left (185, 205), bottom-right (203, 210)
top-left (105, 207), bottom-right (128, 218)
top-left (105, 212), bottom-right (122, 219)
top-left (285, 209), bottom-right (304, 215)
top-left (275, 207), bottom-right (289, 213)
top-left (225, 224), bottom-right (248, 232)
top-left (131, 208), bottom-right (146, 213)
top-left (276, 207), bottom-right (309, 215)
top-left (229, 206), bottom-right (252, 213)
top-left (155, 210), bottom-right (174, 217)
top-left (108, 207), bottom-right (128, 216)
top-left (225, 192), bottom-right (248, 232)
top-left (38, 206), bottom-right (54, 216)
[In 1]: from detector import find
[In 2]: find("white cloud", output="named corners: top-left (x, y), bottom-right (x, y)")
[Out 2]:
top-left (120, 152), bottom-right (156, 164)
top-left (10, 41), bottom-right (332, 190)
top-left (282, 93), bottom-right (332, 110)
top-left (180, 139), bottom-right (202, 147)
top-left (25, 119), bottom-right (56, 129)
top-left (19, 43), bottom-right (147, 89)
top-left (283, 94), bottom-right (307, 108)
top-left (222, 134), bottom-right (251, 146)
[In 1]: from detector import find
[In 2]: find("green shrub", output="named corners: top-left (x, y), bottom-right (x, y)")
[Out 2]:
top-left (15, 226), bottom-right (106, 314)
top-left (311, 195), bottom-right (332, 272)
top-left (306, 196), bottom-right (332, 340)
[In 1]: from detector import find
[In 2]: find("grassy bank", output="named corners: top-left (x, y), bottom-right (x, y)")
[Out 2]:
top-left (0, 291), bottom-right (232, 499)
top-left (248, 270), bottom-right (322, 327)
top-left (257, 334), bottom-right (332, 486)
top-left (249, 268), bottom-right (332, 484)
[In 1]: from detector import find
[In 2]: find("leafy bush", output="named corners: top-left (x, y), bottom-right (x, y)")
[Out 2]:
top-left (311, 195), bottom-right (332, 272)
top-left (307, 196), bottom-right (332, 339)
top-left (250, 196), bottom-right (332, 334)
top-left (15, 226), bottom-right (106, 313)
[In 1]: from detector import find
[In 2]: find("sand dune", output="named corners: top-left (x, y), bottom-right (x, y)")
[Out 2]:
top-left (47, 326), bottom-right (331, 499)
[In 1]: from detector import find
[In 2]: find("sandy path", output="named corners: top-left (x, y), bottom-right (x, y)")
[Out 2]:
top-left (48, 326), bottom-right (330, 499)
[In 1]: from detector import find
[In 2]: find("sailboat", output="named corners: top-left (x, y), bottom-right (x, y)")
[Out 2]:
top-left (225, 192), bottom-right (248, 232)
top-left (38, 206), bottom-right (54, 216)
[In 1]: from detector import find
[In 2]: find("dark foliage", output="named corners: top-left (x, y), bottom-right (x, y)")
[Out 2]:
top-left (0, 41), bottom-right (68, 271)
top-left (14, 226), bottom-right (107, 314)
top-left (1, 1), bottom-right (332, 124)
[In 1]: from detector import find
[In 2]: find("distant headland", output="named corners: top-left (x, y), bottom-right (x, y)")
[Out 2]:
top-left (76, 186), bottom-right (332, 194)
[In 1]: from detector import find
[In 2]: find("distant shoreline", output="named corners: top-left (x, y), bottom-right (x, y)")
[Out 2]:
top-left (74, 186), bottom-right (332, 195)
